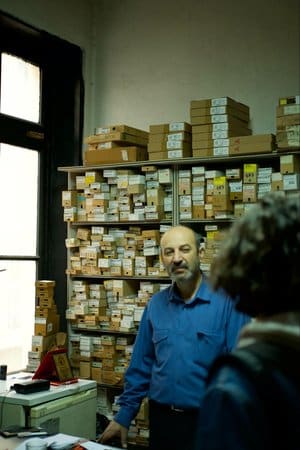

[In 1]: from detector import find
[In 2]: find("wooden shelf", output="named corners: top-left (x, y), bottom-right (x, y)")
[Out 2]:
top-left (58, 149), bottom-right (300, 173)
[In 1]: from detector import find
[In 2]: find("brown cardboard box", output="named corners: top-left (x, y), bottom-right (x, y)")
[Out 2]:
top-left (191, 115), bottom-right (247, 128)
top-left (190, 97), bottom-right (249, 114)
top-left (279, 95), bottom-right (300, 106)
top-left (149, 124), bottom-right (170, 134)
top-left (192, 138), bottom-right (214, 149)
top-left (192, 205), bottom-right (205, 219)
top-left (167, 148), bottom-right (192, 158)
top-left (229, 135), bottom-right (276, 156)
top-left (243, 164), bottom-right (259, 183)
top-left (31, 334), bottom-right (57, 352)
top-left (85, 132), bottom-right (148, 147)
top-left (190, 105), bottom-right (249, 123)
top-left (148, 133), bottom-right (167, 144)
top-left (148, 142), bottom-right (167, 152)
top-left (280, 154), bottom-right (300, 174)
top-left (276, 114), bottom-right (300, 129)
top-left (148, 151), bottom-right (168, 161)
top-left (94, 124), bottom-right (149, 139)
top-left (192, 148), bottom-right (214, 157)
top-left (84, 147), bottom-right (148, 165)
top-left (230, 142), bottom-right (276, 155)
top-left (277, 128), bottom-right (300, 149)
top-left (276, 104), bottom-right (300, 117)
top-left (80, 361), bottom-right (91, 379)
top-left (230, 134), bottom-right (275, 145)
top-left (34, 314), bottom-right (60, 336)
top-left (243, 184), bottom-right (257, 203)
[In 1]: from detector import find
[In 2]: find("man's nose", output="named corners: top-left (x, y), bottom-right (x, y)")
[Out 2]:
top-left (172, 249), bottom-right (182, 262)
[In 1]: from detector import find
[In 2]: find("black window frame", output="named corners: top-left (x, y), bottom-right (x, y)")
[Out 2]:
top-left (0, 10), bottom-right (84, 332)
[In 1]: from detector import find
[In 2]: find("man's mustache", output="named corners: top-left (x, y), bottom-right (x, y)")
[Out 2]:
top-left (170, 263), bottom-right (188, 272)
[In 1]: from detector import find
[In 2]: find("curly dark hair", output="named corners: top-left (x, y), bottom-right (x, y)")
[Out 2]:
top-left (209, 192), bottom-right (300, 317)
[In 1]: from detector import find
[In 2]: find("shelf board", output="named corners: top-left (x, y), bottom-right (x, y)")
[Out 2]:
top-left (68, 220), bottom-right (172, 226)
top-left (179, 218), bottom-right (234, 224)
top-left (69, 274), bottom-right (170, 281)
top-left (58, 149), bottom-right (300, 173)
top-left (71, 326), bottom-right (137, 335)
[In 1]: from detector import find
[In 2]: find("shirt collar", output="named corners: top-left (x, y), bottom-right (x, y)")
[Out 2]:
top-left (168, 274), bottom-right (212, 305)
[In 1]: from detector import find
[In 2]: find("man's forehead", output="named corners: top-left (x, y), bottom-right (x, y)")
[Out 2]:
top-left (161, 227), bottom-right (195, 247)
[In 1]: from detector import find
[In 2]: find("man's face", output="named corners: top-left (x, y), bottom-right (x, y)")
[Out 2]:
top-left (160, 226), bottom-right (201, 283)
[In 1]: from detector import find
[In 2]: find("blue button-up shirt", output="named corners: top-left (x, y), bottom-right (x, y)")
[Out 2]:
top-left (115, 276), bottom-right (250, 428)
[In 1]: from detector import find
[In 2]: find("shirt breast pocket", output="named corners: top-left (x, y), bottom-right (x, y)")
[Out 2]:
top-left (152, 329), bottom-right (169, 367)
top-left (197, 329), bottom-right (225, 368)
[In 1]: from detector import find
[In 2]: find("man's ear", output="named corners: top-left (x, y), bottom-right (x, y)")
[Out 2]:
top-left (199, 245), bottom-right (205, 261)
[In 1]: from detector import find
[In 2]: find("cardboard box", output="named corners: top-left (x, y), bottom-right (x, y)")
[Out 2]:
top-left (229, 141), bottom-right (275, 156)
top-left (280, 154), bottom-right (300, 174)
top-left (148, 151), bottom-right (168, 161)
top-left (276, 104), bottom-right (300, 117)
top-left (279, 95), bottom-right (300, 105)
top-left (85, 132), bottom-right (148, 146)
top-left (94, 124), bottom-right (149, 139)
top-left (276, 114), bottom-right (300, 129)
top-left (277, 126), bottom-right (300, 149)
top-left (243, 164), bottom-right (259, 184)
top-left (192, 148), bottom-right (214, 157)
top-left (271, 172), bottom-right (283, 192)
top-left (190, 97), bottom-right (249, 114)
top-left (84, 147), bottom-right (148, 165)
top-left (192, 205), bottom-right (205, 219)
top-left (243, 184), bottom-right (257, 203)
top-left (190, 105), bottom-right (249, 123)
top-left (34, 314), bottom-right (60, 336)
top-left (283, 173), bottom-right (300, 190)
top-left (230, 134), bottom-right (275, 146)
top-left (149, 124), bottom-right (169, 134)
top-left (31, 334), bottom-right (57, 352)
top-left (191, 115), bottom-right (247, 128)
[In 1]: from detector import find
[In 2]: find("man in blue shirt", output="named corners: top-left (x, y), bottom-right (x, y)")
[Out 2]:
top-left (99, 225), bottom-right (250, 450)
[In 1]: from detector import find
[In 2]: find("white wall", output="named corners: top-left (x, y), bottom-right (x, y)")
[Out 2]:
top-left (92, 0), bottom-right (300, 135)
top-left (1, 0), bottom-right (299, 141)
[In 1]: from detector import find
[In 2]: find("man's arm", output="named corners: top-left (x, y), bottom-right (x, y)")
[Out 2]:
top-left (99, 304), bottom-right (155, 446)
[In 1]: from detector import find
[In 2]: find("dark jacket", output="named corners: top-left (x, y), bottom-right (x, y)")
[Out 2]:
top-left (193, 312), bottom-right (300, 450)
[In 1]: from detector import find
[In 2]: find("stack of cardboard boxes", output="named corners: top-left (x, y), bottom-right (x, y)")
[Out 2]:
top-left (84, 125), bottom-right (149, 165)
top-left (147, 122), bottom-right (192, 160)
top-left (27, 280), bottom-right (60, 372)
top-left (276, 95), bottom-right (300, 150)
top-left (190, 96), bottom-right (251, 157)
top-left (62, 168), bottom-right (172, 223)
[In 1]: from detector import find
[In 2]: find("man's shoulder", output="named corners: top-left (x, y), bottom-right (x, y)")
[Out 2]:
top-left (149, 285), bottom-right (172, 303)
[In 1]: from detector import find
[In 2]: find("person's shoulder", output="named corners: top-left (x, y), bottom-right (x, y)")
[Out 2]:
top-left (201, 275), bottom-right (232, 303)
top-left (148, 285), bottom-right (171, 305)
top-left (203, 362), bottom-right (256, 409)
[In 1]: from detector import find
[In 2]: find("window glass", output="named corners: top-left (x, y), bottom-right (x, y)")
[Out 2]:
top-left (0, 53), bottom-right (41, 123)
top-left (0, 144), bottom-right (39, 255)
top-left (0, 260), bottom-right (36, 372)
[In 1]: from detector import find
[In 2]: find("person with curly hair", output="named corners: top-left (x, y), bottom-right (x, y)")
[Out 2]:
top-left (193, 192), bottom-right (300, 450)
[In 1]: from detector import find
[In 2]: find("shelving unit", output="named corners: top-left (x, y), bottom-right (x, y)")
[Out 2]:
top-left (58, 148), bottom-right (300, 446)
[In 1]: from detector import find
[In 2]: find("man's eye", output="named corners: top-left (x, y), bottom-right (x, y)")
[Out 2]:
top-left (181, 247), bottom-right (191, 253)
top-left (164, 250), bottom-right (173, 256)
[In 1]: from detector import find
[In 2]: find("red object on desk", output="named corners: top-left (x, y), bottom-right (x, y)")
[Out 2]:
top-left (32, 348), bottom-right (78, 385)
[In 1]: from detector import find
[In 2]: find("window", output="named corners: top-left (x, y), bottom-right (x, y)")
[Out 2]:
top-left (0, 52), bottom-right (41, 122)
top-left (0, 10), bottom-right (83, 373)
top-left (0, 144), bottom-right (39, 371)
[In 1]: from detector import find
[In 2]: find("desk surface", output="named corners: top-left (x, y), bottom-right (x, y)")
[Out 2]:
top-left (0, 374), bottom-right (96, 407)
top-left (0, 434), bottom-right (124, 450)
top-left (0, 435), bottom-right (25, 449)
